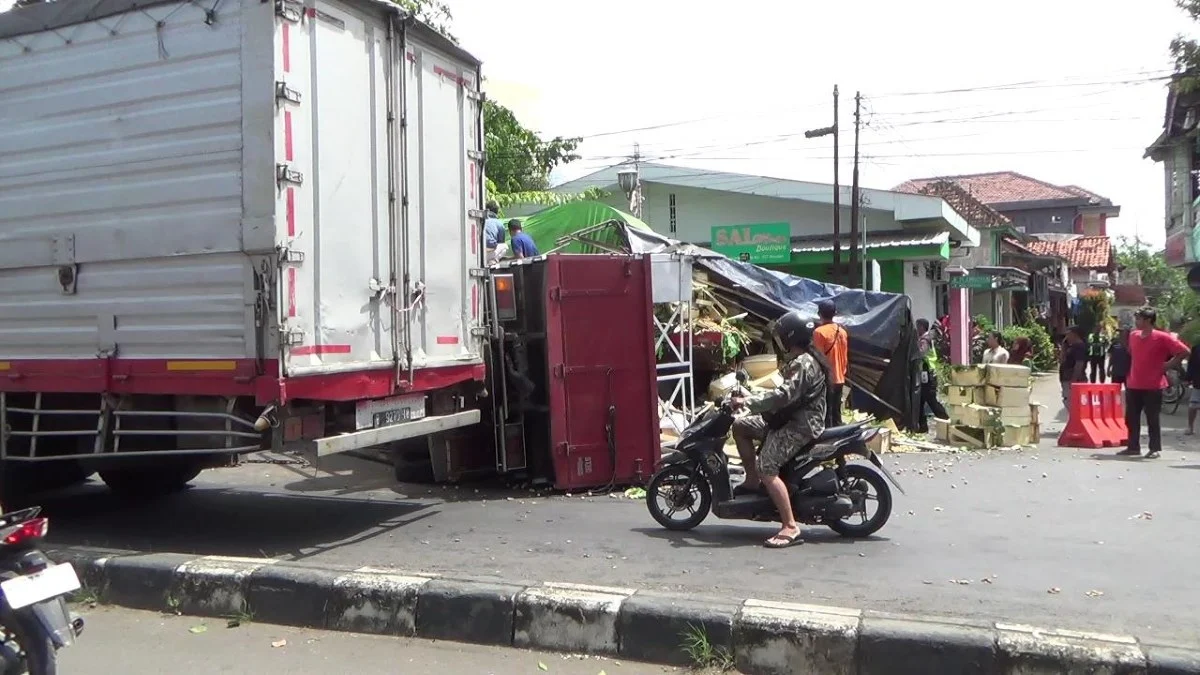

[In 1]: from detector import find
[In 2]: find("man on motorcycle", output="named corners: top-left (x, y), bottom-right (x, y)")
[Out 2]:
top-left (730, 311), bottom-right (829, 549)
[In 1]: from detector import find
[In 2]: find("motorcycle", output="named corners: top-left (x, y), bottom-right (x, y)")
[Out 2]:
top-left (646, 374), bottom-right (904, 537)
top-left (0, 507), bottom-right (84, 675)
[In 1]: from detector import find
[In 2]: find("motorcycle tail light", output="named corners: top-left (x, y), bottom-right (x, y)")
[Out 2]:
top-left (3, 518), bottom-right (48, 546)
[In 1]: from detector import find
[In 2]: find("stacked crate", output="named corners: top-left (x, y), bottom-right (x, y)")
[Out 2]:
top-left (936, 364), bottom-right (1040, 448)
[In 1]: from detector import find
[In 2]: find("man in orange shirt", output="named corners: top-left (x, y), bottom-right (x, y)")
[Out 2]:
top-left (812, 300), bottom-right (849, 426)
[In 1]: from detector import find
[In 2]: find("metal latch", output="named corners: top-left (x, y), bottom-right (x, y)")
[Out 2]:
top-left (466, 89), bottom-right (485, 102)
top-left (470, 327), bottom-right (489, 337)
top-left (278, 247), bottom-right (305, 264)
top-left (368, 278), bottom-right (396, 298)
top-left (275, 0), bottom-right (302, 22)
top-left (276, 164), bottom-right (304, 186)
top-left (468, 268), bottom-right (489, 278)
top-left (275, 81), bottom-right (302, 104)
top-left (467, 149), bottom-right (485, 161)
top-left (468, 208), bottom-right (485, 220)
top-left (280, 327), bottom-right (304, 345)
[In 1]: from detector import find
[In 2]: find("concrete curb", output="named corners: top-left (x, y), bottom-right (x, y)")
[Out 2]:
top-left (53, 546), bottom-right (1197, 675)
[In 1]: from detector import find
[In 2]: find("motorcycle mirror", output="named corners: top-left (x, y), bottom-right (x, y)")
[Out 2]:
top-left (735, 369), bottom-right (749, 384)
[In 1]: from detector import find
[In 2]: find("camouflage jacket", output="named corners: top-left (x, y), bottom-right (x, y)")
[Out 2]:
top-left (746, 352), bottom-right (827, 450)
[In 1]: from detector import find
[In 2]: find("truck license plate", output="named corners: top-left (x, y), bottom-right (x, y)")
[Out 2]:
top-left (1, 563), bottom-right (80, 610)
top-left (355, 394), bottom-right (426, 430)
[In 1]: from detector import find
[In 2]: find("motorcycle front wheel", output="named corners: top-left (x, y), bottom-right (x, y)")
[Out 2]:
top-left (646, 464), bottom-right (712, 531)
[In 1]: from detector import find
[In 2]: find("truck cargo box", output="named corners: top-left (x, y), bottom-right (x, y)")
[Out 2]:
top-left (0, 0), bottom-right (486, 405)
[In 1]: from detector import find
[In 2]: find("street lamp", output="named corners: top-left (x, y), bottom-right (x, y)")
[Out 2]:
top-left (617, 167), bottom-right (643, 219)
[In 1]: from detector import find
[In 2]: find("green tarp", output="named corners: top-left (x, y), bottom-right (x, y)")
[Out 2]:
top-left (517, 201), bottom-right (653, 254)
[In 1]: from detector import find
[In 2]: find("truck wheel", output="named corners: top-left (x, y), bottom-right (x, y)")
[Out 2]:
top-left (100, 462), bottom-right (203, 498)
top-left (391, 445), bottom-right (434, 484)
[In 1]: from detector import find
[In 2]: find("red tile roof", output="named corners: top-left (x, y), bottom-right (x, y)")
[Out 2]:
top-left (1023, 236), bottom-right (1114, 269)
top-left (894, 172), bottom-right (1110, 205)
top-left (914, 180), bottom-right (1011, 229)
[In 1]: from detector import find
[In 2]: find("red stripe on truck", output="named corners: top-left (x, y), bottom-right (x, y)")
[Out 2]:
top-left (290, 344), bottom-right (351, 356)
top-left (287, 267), bottom-right (297, 316)
top-left (0, 358), bottom-right (485, 405)
top-left (282, 23), bottom-right (291, 73)
top-left (286, 187), bottom-right (296, 236)
top-left (284, 110), bottom-right (294, 161)
top-left (436, 336), bottom-right (460, 345)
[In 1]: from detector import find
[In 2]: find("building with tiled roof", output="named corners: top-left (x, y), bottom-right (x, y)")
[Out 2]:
top-left (1022, 235), bottom-right (1115, 271)
top-left (895, 171), bottom-right (1119, 237)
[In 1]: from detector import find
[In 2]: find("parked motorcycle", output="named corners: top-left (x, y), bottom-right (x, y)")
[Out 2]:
top-left (0, 507), bottom-right (83, 675)
top-left (646, 375), bottom-right (903, 537)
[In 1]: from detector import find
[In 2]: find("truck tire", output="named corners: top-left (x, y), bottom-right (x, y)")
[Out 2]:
top-left (100, 462), bottom-right (203, 498)
top-left (391, 443), bottom-right (434, 484)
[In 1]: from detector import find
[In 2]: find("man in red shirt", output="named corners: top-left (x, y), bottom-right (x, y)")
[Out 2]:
top-left (1118, 308), bottom-right (1188, 458)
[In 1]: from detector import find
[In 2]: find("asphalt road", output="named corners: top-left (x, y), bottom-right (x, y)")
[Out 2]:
top-left (59, 606), bottom-right (669, 674)
top-left (32, 376), bottom-right (1200, 646)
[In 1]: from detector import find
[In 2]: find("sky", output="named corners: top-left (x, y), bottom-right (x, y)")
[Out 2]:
top-left (444, 0), bottom-right (1190, 248)
top-left (0, 0), bottom-right (1187, 246)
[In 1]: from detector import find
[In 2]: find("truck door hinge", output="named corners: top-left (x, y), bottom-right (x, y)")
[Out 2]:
top-left (465, 89), bottom-right (484, 102)
top-left (468, 268), bottom-right (489, 279)
top-left (276, 163), bottom-right (304, 186)
top-left (470, 327), bottom-right (488, 337)
top-left (277, 246), bottom-right (305, 264)
top-left (467, 149), bottom-right (485, 161)
top-left (280, 327), bottom-right (305, 345)
top-left (468, 208), bottom-right (485, 220)
top-left (275, 0), bottom-right (303, 22)
top-left (275, 81), bottom-right (302, 104)
top-left (368, 278), bottom-right (396, 297)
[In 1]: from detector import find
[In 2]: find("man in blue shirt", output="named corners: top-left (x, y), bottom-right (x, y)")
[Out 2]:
top-left (508, 219), bottom-right (538, 258)
top-left (483, 201), bottom-right (505, 261)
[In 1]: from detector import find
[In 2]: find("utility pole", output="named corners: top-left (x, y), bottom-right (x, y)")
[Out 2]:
top-left (849, 91), bottom-right (862, 288)
top-left (617, 143), bottom-right (644, 220)
top-left (805, 86), bottom-right (840, 284)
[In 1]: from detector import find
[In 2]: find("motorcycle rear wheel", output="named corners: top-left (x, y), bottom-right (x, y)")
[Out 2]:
top-left (827, 464), bottom-right (892, 538)
top-left (646, 465), bottom-right (711, 531)
top-left (0, 610), bottom-right (56, 675)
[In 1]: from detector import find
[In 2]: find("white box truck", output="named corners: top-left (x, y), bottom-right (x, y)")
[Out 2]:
top-left (0, 0), bottom-right (489, 495)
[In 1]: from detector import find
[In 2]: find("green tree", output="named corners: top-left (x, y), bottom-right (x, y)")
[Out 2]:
top-left (1172, 1), bottom-right (1200, 90)
top-left (1116, 237), bottom-right (1200, 327)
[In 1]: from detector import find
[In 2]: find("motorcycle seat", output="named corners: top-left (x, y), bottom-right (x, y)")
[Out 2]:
top-left (815, 421), bottom-right (868, 442)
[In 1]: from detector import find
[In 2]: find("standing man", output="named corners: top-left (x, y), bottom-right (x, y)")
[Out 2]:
top-left (507, 219), bottom-right (539, 259)
top-left (812, 300), bottom-right (849, 426)
top-left (1087, 328), bottom-right (1108, 383)
top-left (1107, 329), bottom-right (1131, 388)
top-left (1059, 326), bottom-right (1088, 404)
top-left (1187, 338), bottom-right (1200, 435)
top-left (483, 200), bottom-right (506, 264)
top-left (981, 331), bottom-right (1009, 364)
top-left (1118, 308), bottom-right (1188, 458)
top-left (915, 318), bottom-right (950, 433)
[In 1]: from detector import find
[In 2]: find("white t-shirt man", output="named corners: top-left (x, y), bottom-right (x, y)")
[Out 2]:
top-left (982, 346), bottom-right (1010, 364)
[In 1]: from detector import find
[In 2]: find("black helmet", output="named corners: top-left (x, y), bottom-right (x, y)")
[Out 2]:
top-left (771, 311), bottom-right (815, 353)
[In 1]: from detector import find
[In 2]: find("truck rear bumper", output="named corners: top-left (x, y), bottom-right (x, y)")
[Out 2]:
top-left (311, 410), bottom-right (481, 457)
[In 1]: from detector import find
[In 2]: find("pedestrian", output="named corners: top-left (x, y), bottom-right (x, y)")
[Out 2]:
top-left (483, 200), bottom-right (506, 264)
top-left (1186, 340), bottom-right (1200, 435)
top-left (1009, 336), bottom-right (1032, 367)
top-left (1059, 326), bottom-right (1088, 404)
top-left (1087, 328), bottom-right (1108, 383)
top-left (1117, 308), bottom-right (1188, 458)
top-left (812, 300), bottom-right (849, 426)
top-left (506, 219), bottom-right (539, 259)
top-left (915, 318), bottom-right (949, 433)
top-left (981, 331), bottom-right (1009, 364)
top-left (1107, 329), bottom-right (1130, 388)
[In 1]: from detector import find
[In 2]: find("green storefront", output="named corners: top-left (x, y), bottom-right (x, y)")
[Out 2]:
top-left (711, 223), bottom-right (952, 294)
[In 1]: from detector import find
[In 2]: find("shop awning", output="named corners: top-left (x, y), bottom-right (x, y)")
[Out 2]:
top-left (789, 230), bottom-right (950, 264)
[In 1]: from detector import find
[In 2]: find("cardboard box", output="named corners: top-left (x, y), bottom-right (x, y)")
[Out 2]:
top-left (989, 424), bottom-right (1036, 446)
top-left (981, 385), bottom-right (1032, 407)
top-left (946, 385), bottom-right (977, 406)
top-left (985, 363), bottom-right (1031, 387)
top-left (951, 403), bottom-right (1000, 428)
top-left (949, 365), bottom-right (985, 387)
top-left (998, 405), bottom-right (1033, 425)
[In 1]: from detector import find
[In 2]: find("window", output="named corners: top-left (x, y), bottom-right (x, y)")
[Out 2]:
top-left (668, 194), bottom-right (677, 234)
top-left (1050, 215), bottom-right (1063, 224)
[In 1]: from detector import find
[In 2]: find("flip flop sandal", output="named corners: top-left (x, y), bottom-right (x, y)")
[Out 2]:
top-left (764, 533), bottom-right (803, 549)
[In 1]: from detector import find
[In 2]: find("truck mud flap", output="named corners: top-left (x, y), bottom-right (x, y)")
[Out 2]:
top-left (312, 410), bottom-right (480, 457)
